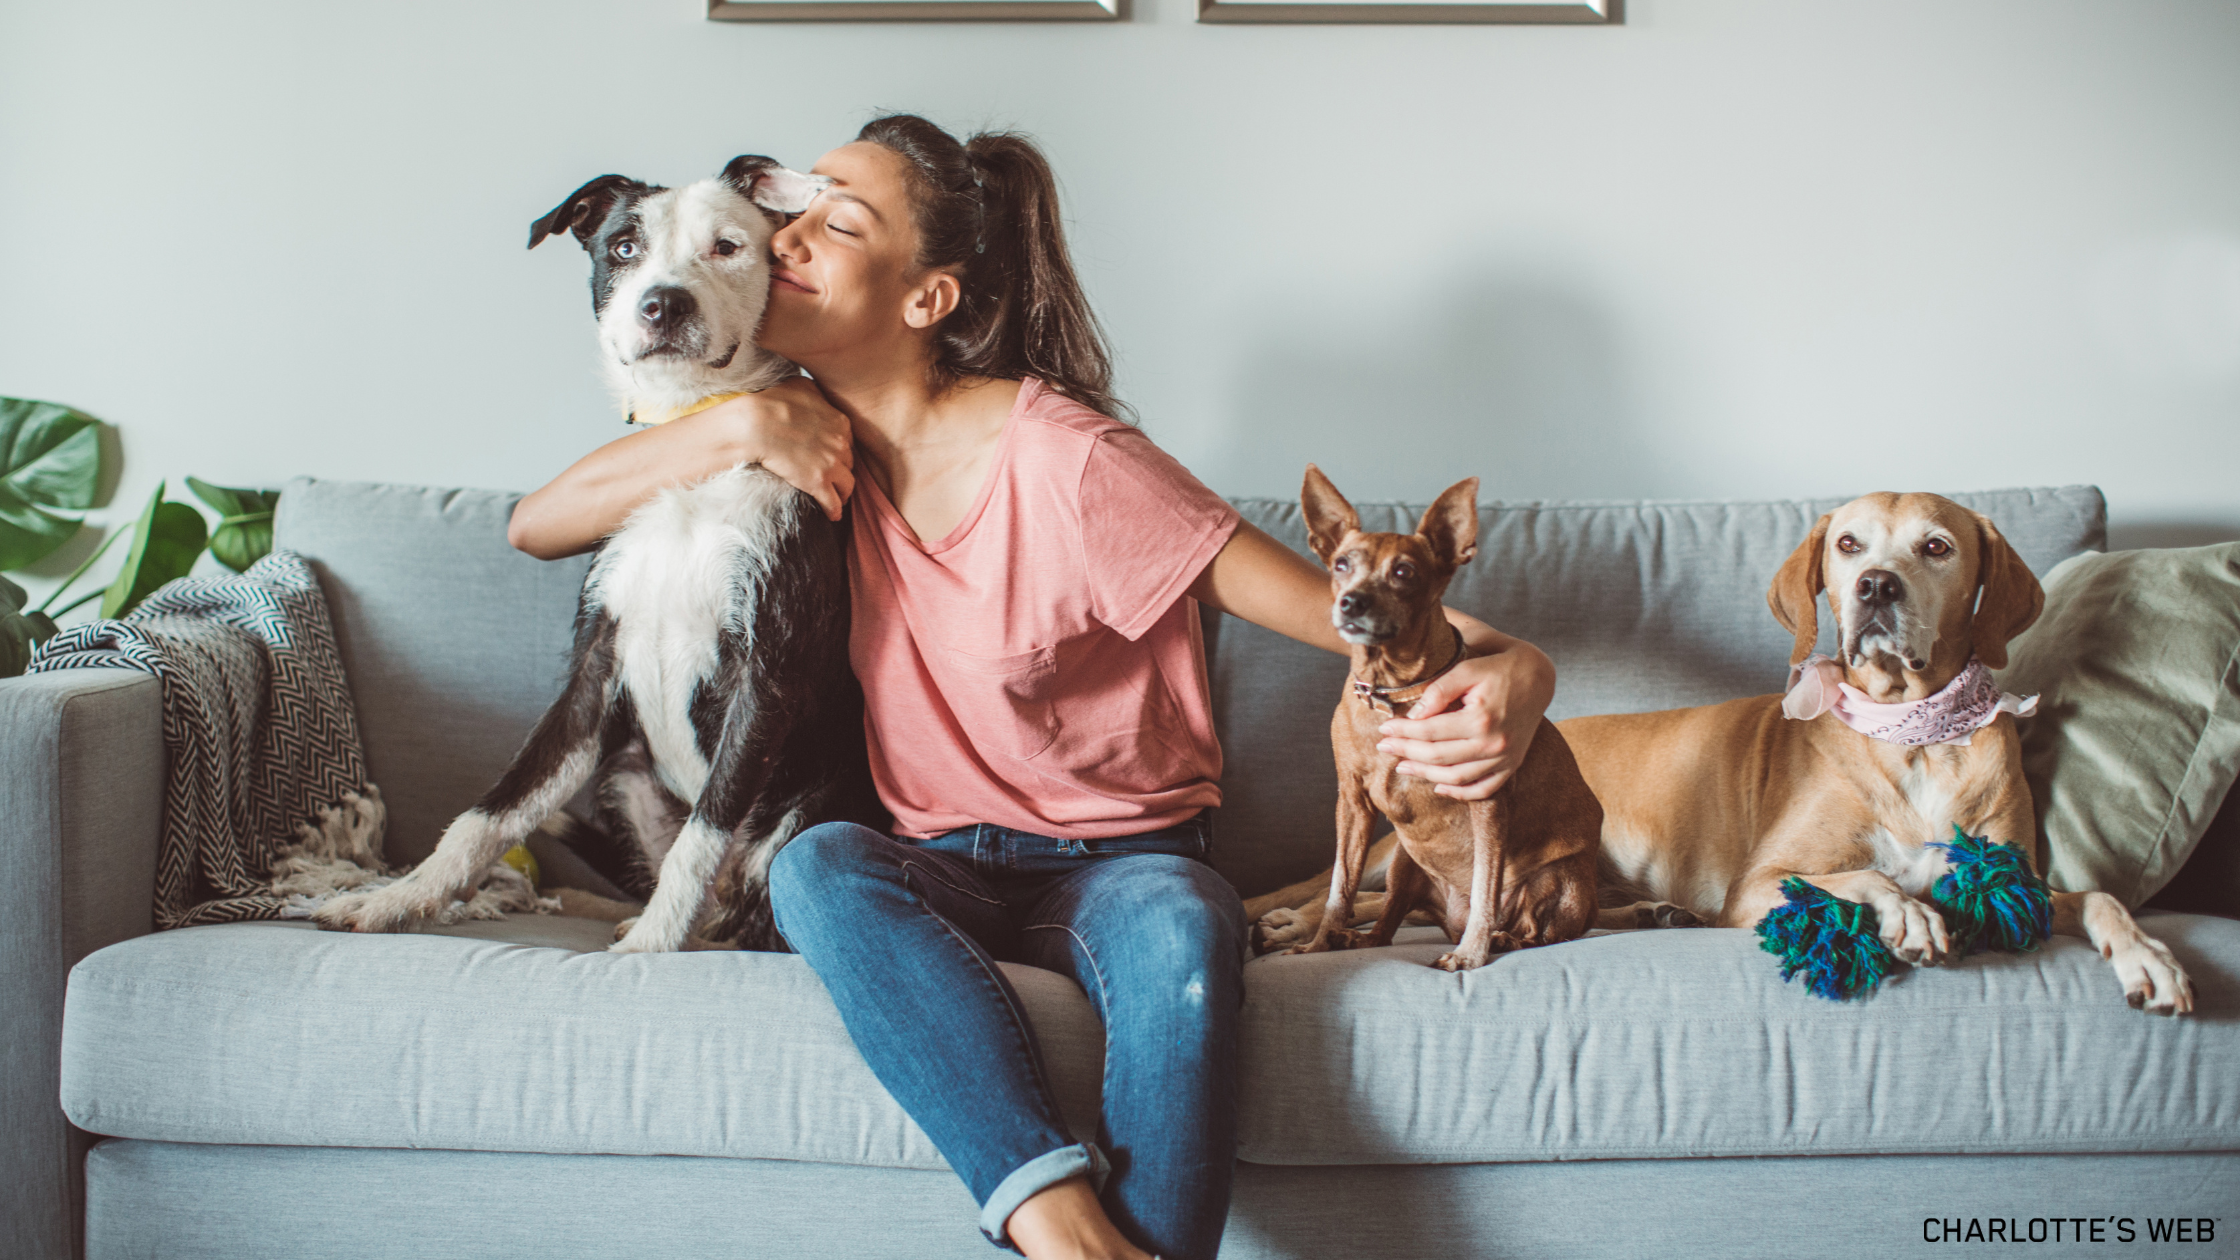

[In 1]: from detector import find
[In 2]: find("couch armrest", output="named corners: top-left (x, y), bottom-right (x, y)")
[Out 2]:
top-left (0, 669), bottom-right (162, 1260)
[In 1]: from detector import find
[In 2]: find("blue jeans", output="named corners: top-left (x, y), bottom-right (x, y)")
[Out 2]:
top-left (768, 812), bottom-right (1246, 1259)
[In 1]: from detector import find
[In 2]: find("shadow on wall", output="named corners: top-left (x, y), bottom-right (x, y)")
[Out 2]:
top-left (1207, 274), bottom-right (1645, 503)
top-left (2107, 520), bottom-right (2240, 551)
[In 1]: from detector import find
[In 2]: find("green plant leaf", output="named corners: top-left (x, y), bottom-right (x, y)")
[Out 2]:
top-left (187, 477), bottom-right (278, 573)
top-left (101, 482), bottom-right (208, 619)
top-left (0, 397), bottom-right (102, 571)
top-left (0, 573), bottom-right (34, 677)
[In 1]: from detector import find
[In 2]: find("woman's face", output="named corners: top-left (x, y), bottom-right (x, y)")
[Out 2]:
top-left (757, 141), bottom-right (946, 368)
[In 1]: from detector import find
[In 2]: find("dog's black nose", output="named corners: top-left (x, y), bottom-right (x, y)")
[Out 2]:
top-left (1855, 569), bottom-right (1905, 604)
top-left (637, 286), bottom-right (696, 331)
top-left (1337, 592), bottom-right (1368, 616)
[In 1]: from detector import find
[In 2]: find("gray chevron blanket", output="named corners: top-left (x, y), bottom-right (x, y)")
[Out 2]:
top-left (28, 550), bottom-right (548, 928)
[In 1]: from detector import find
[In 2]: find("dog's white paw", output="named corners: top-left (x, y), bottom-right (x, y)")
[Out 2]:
top-left (311, 879), bottom-right (447, 934)
top-left (608, 915), bottom-right (686, 954)
top-left (1871, 891), bottom-right (1950, 967)
top-left (2109, 934), bottom-right (2194, 1016)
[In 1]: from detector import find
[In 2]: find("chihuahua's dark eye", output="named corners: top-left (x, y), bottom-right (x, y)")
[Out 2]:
top-left (1836, 534), bottom-right (1862, 554)
top-left (1392, 562), bottom-right (1415, 582)
top-left (611, 239), bottom-right (638, 260)
top-left (1333, 557), bottom-right (1351, 574)
top-left (714, 239), bottom-right (738, 256)
top-left (1923, 537), bottom-right (1951, 557)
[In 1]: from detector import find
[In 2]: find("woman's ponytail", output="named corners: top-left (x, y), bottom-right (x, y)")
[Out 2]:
top-left (856, 115), bottom-right (1124, 420)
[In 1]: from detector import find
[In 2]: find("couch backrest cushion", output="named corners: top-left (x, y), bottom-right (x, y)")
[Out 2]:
top-left (276, 479), bottom-right (590, 863)
top-left (1204, 486), bottom-right (2106, 897)
top-left (278, 477), bottom-right (2103, 886)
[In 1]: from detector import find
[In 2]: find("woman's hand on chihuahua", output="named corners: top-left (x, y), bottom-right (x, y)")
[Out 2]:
top-left (1374, 635), bottom-right (1555, 800)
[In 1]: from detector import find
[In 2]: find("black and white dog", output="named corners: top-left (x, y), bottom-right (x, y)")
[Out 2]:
top-left (316, 156), bottom-right (876, 953)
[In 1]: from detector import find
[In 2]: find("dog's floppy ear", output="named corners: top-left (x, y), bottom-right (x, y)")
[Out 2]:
top-left (722, 155), bottom-right (830, 216)
top-left (528, 175), bottom-right (649, 250)
top-left (1301, 464), bottom-right (1360, 565)
top-left (1967, 510), bottom-right (2044, 670)
top-left (1767, 512), bottom-right (1832, 666)
top-left (1416, 477), bottom-right (1481, 570)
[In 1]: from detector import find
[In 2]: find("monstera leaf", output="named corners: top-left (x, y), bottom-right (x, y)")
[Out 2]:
top-left (101, 481), bottom-right (207, 619)
top-left (0, 397), bottom-right (103, 571)
top-left (186, 477), bottom-right (279, 573)
top-left (1, 573), bottom-right (59, 678)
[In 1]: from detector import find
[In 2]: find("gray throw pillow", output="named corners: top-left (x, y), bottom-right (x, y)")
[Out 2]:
top-left (1997, 543), bottom-right (2240, 907)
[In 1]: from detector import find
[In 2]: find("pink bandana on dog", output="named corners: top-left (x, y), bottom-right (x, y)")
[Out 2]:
top-left (1782, 654), bottom-right (2037, 747)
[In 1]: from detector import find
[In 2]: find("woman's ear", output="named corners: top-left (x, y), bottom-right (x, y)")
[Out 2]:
top-left (902, 271), bottom-right (962, 331)
top-left (1767, 513), bottom-right (1832, 666)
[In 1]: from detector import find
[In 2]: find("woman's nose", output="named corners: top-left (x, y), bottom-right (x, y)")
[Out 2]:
top-left (771, 216), bottom-right (806, 261)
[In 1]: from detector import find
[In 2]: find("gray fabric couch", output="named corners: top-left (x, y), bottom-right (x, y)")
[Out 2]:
top-left (7, 478), bottom-right (2235, 1260)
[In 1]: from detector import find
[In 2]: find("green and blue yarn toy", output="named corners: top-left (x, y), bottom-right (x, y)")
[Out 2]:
top-left (1755, 828), bottom-right (2052, 1000)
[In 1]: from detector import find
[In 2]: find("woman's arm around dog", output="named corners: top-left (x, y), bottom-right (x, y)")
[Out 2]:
top-left (507, 379), bottom-right (856, 559)
top-left (1186, 522), bottom-right (1556, 800)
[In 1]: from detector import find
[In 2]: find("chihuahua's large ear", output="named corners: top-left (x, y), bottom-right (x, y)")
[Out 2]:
top-left (1300, 464), bottom-right (1360, 565)
top-left (528, 175), bottom-right (650, 250)
top-left (1968, 510), bottom-right (2044, 670)
top-left (1767, 512), bottom-right (1832, 666)
top-left (1416, 477), bottom-right (1481, 570)
top-left (722, 155), bottom-right (830, 216)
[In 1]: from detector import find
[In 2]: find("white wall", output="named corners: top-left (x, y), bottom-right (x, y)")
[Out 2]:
top-left (4, 0), bottom-right (2236, 612)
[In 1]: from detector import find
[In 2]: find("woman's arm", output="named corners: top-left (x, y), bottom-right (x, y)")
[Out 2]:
top-left (1185, 522), bottom-right (1556, 800)
top-left (506, 379), bottom-right (856, 559)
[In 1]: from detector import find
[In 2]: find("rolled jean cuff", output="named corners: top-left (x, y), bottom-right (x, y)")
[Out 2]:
top-left (978, 1141), bottom-right (1110, 1251)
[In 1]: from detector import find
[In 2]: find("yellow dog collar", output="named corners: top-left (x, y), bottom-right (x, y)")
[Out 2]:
top-left (628, 391), bottom-right (749, 428)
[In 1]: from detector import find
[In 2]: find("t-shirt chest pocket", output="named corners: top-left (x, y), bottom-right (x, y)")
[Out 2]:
top-left (940, 645), bottom-right (1061, 763)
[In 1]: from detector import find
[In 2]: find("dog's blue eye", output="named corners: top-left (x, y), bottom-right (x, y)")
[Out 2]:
top-left (612, 240), bottom-right (637, 259)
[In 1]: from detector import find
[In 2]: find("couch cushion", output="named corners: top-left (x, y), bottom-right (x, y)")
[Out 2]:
top-left (61, 920), bottom-right (1104, 1166)
top-left (1205, 486), bottom-right (2106, 897)
top-left (273, 478), bottom-right (591, 864)
top-left (66, 911), bottom-right (2235, 1169)
top-left (1237, 914), bottom-right (2239, 1166)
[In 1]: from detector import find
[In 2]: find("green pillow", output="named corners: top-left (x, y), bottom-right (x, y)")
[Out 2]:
top-left (1997, 542), bottom-right (2240, 908)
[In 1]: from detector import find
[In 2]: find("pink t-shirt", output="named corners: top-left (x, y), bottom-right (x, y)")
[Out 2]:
top-left (849, 378), bottom-right (1242, 840)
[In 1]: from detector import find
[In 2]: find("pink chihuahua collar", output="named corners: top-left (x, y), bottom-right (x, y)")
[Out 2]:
top-left (1782, 654), bottom-right (2037, 747)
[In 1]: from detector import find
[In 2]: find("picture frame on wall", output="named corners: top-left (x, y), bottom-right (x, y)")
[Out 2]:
top-left (1197, 0), bottom-right (1607, 21)
top-left (708, 0), bottom-right (1118, 18)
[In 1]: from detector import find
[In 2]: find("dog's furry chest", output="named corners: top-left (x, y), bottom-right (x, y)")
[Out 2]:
top-left (1850, 734), bottom-right (2007, 895)
top-left (587, 466), bottom-right (800, 800)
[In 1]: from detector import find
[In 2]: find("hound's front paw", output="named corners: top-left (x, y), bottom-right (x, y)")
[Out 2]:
top-left (311, 880), bottom-right (447, 934)
top-left (2109, 934), bottom-right (2194, 1016)
top-left (1869, 891), bottom-right (1950, 967)
top-left (1432, 947), bottom-right (1489, 972)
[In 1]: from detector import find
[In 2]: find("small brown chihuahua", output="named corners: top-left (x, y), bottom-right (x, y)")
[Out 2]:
top-left (1285, 466), bottom-right (1603, 970)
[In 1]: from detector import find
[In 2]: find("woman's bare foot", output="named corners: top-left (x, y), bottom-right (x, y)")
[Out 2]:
top-left (1005, 1177), bottom-right (1155, 1260)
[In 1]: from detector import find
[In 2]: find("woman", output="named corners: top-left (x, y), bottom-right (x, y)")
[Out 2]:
top-left (507, 115), bottom-right (1555, 1260)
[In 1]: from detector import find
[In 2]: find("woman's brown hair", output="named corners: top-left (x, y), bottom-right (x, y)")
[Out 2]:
top-left (856, 114), bottom-right (1125, 420)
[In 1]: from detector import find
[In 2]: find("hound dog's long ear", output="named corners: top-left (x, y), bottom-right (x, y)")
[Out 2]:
top-left (1967, 510), bottom-right (2044, 670)
top-left (1767, 512), bottom-right (1832, 666)
top-left (1416, 477), bottom-right (1481, 570)
top-left (528, 175), bottom-right (651, 250)
top-left (721, 155), bottom-right (830, 216)
top-left (1301, 464), bottom-right (1360, 566)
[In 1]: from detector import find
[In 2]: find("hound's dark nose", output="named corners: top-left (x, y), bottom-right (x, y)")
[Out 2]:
top-left (1855, 569), bottom-right (1905, 605)
top-left (1337, 592), bottom-right (1368, 616)
top-left (637, 286), bottom-right (696, 331)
